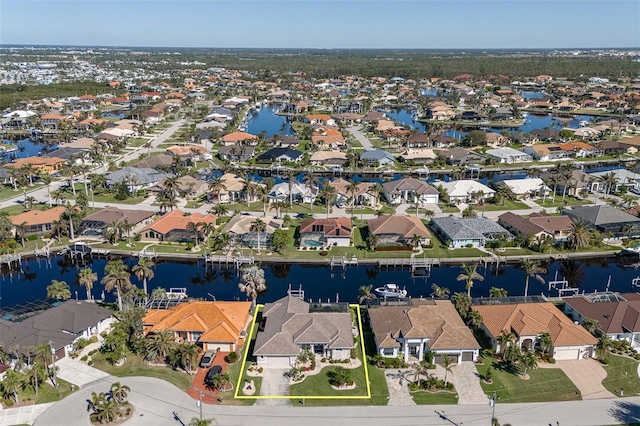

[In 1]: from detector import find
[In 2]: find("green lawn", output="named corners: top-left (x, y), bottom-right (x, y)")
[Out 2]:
top-left (410, 390), bottom-right (459, 405)
top-left (601, 355), bottom-right (640, 397)
top-left (289, 363), bottom-right (369, 398)
top-left (127, 138), bottom-right (151, 148)
top-left (223, 361), bottom-right (258, 406)
top-left (535, 197), bottom-right (590, 209)
top-left (478, 199), bottom-right (530, 212)
top-left (0, 202), bottom-right (53, 215)
top-left (439, 205), bottom-right (460, 214)
top-left (55, 184), bottom-right (146, 205)
top-left (91, 352), bottom-right (192, 391)
top-left (13, 377), bottom-right (76, 405)
top-left (475, 354), bottom-right (581, 403)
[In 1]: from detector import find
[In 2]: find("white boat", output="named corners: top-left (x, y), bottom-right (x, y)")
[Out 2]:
top-left (579, 120), bottom-right (589, 127)
top-left (521, 112), bottom-right (529, 118)
top-left (624, 243), bottom-right (640, 254)
top-left (374, 283), bottom-right (407, 298)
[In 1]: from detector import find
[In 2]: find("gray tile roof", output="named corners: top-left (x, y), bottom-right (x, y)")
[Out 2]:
top-left (360, 150), bottom-right (394, 161)
top-left (253, 295), bottom-right (353, 356)
top-left (563, 205), bottom-right (640, 226)
top-left (432, 216), bottom-right (511, 242)
top-left (106, 166), bottom-right (173, 185)
top-left (382, 177), bottom-right (438, 195)
top-left (0, 300), bottom-right (113, 355)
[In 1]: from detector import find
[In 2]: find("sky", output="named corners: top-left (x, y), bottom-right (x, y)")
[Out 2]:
top-left (1, 0), bottom-right (639, 49)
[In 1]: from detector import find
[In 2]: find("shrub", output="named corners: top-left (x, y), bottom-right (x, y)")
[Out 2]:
top-left (408, 382), bottom-right (419, 391)
top-left (635, 354), bottom-right (640, 360)
top-left (484, 366), bottom-right (493, 382)
top-left (81, 355), bottom-right (88, 362)
top-left (88, 349), bottom-right (97, 356)
top-left (547, 357), bottom-right (556, 364)
top-left (27, 234), bottom-right (38, 241)
top-left (226, 351), bottom-right (238, 364)
top-left (426, 364), bottom-right (436, 370)
top-left (321, 357), bottom-right (327, 363)
top-left (601, 358), bottom-right (609, 365)
top-left (350, 348), bottom-right (357, 359)
top-left (100, 331), bottom-right (108, 338)
top-left (319, 251), bottom-right (329, 256)
top-left (4, 398), bottom-right (14, 407)
top-left (310, 359), bottom-right (317, 371)
top-left (248, 367), bottom-right (254, 372)
top-left (88, 360), bottom-right (94, 366)
top-left (89, 336), bottom-right (99, 344)
top-left (258, 367), bottom-right (264, 373)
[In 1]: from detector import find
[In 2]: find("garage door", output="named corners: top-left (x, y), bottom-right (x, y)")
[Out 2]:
top-left (433, 353), bottom-right (459, 364)
top-left (258, 356), bottom-right (292, 368)
top-left (461, 351), bottom-right (474, 362)
top-left (555, 348), bottom-right (580, 360)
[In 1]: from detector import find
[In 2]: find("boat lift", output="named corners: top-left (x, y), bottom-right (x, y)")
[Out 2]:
top-left (547, 271), bottom-right (578, 297)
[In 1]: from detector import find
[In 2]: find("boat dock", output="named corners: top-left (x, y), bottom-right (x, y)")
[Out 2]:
top-left (0, 253), bottom-right (21, 267)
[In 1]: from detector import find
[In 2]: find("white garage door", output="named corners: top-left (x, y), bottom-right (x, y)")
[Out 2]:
top-left (258, 356), bottom-right (292, 368)
top-left (555, 348), bottom-right (580, 360)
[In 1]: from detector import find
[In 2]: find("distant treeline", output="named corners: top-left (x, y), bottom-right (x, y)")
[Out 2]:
top-left (0, 81), bottom-right (116, 109)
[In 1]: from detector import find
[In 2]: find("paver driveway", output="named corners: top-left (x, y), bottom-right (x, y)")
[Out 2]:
top-left (431, 362), bottom-right (487, 404)
top-left (254, 368), bottom-right (292, 406)
top-left (539, 358), bottom-right (615, 400)
top-left (384, 369), bottom-right (416, 406)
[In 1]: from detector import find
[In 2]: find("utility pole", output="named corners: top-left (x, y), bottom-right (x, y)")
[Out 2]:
top-left (197, 390), bottom-right (203, 420)
top-left (489, 391), bottom-right (497, 426)
top-left (49, 341), bottom-right (58, 387)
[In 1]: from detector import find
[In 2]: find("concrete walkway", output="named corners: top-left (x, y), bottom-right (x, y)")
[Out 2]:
top-left (384, 369), bottom-right (416, 406)
top-left (55, 357), bottom-right (113, 387)
top-left (0, 402), bottom-right (55, 426)
top-left (539, 358), bottom-right (616, 400)
top-left (254, 368), bottom-right (292, 406)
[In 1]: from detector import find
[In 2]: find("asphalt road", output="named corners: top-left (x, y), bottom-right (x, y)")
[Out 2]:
top-left (32, 376), bottom-right (637, 426)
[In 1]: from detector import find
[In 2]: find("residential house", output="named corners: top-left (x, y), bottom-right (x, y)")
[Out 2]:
top-left (105, 167), bottom-right (173, 192)
top-left (306, 114), bottom-right (335, 126)
top-left (473, 302), bottom-right (597, 360)
top-left (328, 178), bottom-right (378, 207)
top-left (439, 147), bottom-right (486, 166)
top-left (311, 126), bottom-right (345, 149)
top-left (523, 144), bottom-right (569, 161)
top-left (132, 154), bottom-right (175, 170)
top-left (405, 133), bottom-right (430, 148)
top-left (382, 178), bottom-right (439, 204)
top-left (398, 148), bottom-right (437, 164)
top-left (368, 215), bottom-right (431, 247)
top-left (309, 151), bottom-right (347, 167)
top-left (149, 176), bottom-right (209, 199)
top-left (368, 299), bottom-right (480, 363)
top-left (564, 292), bottom-right (640, 350)
top-left (498, 212), bottom-right (572, 243)
top-left (438, 180), bottom-right (495, 203)
top-left (431, 135), bottom-right (458, 149)
top-left (529, 129), bottom-right (561, 142)
top-left (589, 169), bottom-right (640, 192)
top-left (221, 216), bottom-right (283, 249)
top-left (218, 145), bottom-right (255, 162)
top-left (143, 301), bottom-right (251, 352)
top-left (4, 157), bottom-right (66, 174)
top-left (502, 178), bottom-right (549, 199)
top-left (208, 173), bottom-right (263, 204)
top-left (528, 213), bottom-right (573, 242)
top-left (0, 300), bottom-right (113, 360)
top-left (256, 148), bottom-right (303, 164)
top-left (299, 218), bottom-right (352, 248)
top-left (562, 205), bottom-right (640, 237)
top-left (266, 135), bottom-right (300, 149)
top-left (79, 207), bottom-right (155, 239)
top-left (220, 131), bottom-right (258, 146)
top-left (360, 150), bottom-right (395, 167)
top-left (426, 102), bottom-right (455, 120)
top-left (253, 295), bottom-right (355, 368)
top-left (559, 142), bottom-right (602, 158)
top-left (486, 147), bottom-right (533, 164)
top-left (138, 210), bottom-right (217, 243)
top-left (541, 169), bottom-right (598, 197)
top-left (431, 216), bottom-right (512, 248)
top-left (269, 180), bottom-right (318, 205)
top-left (166, 144), bottom-right (211, 162)
top-left (10, 206), bottom-right (66, 237)
top-left (41, 114), bottom-right (66, 129)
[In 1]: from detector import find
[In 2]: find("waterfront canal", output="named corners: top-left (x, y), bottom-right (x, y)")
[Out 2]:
top-left (2, 255), bottom-right (640, 308)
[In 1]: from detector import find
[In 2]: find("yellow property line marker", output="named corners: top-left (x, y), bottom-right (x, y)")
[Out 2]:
top-left (235, 304), bottom-right (371, 400)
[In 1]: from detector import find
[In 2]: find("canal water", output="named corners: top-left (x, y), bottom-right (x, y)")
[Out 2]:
top-left (246, 105), bottom-right (295, 137)
top-left (1, 138), bottom-right (56, 163)
top-left (2, 255), bottom-right (639, 308)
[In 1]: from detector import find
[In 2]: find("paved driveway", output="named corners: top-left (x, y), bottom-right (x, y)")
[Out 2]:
top-left (539, 358), bottom-right (615, 400)
top-left (56, 357), bottom-right (112, 387)
top-left (346, 126), bottom-right (375, 150)
top-left (384, 369), bottom-right (416, 406)
top-left (254, 368), bottom-right (291, 406)
top-left (432, 362), bottom-right (487, 404)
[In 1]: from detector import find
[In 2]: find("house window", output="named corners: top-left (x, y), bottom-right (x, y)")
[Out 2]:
top-left (383, 348), bottom-right (394, 356)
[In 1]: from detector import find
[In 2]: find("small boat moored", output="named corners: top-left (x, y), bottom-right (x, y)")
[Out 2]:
top-left (374, 283), bottom-right (407, 298)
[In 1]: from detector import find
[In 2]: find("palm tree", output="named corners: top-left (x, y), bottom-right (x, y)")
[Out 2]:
top-left (451, 292), bottom-right (472, 319)
top-left (2, 370), bottom-right (21, 403)
top-left (430, 283), bottom-right (450, 299)
top-left (358, 284), bottom-right (377, 304)
top-left (101, 260), bottom-right (132, 311)
top-left (250, 218), bottom-right (267, 254)
top-left (347, 180), bottom-right (360, 213)
top-left (581, 317), bottom-right (600, 336)
top-left (441, 354), bottom-right (454, 386)
top-left (188, 418), bottom-right (215, 426)
top-left (497, 330), bottom-right (516, 355)
top-left (24, 361), bottom-right (46, 397)
top-left (132, 257), bottom-right (155, 295)
top-left (319, 184), bottom-right (336, 218)
top-left (78, 267), bottom-right (98, 301)
top-left (285, 169), bottom-right (297, 205)
top-left (520, 350), bottom-right (538, 376)
top-left (457, 264), bottom-right (484, 297)
top-left (462, 205), bottom-right (477, 218)
top-left (539, 332), bottom-right (552, 355)
top-left (109, 381), bottom-right (130, 405)
top-left (39, 173), bottom-right (54, 205)
top-left (177, 343), bottom-right (201, 374)
top-left (521, 259), bottom-right (547, 298)
top-left (145, 329), bottom-right (176, 362)
top-left (410, 234), bottom-right (423, 249)
top-left (46, 279), bottom-right (71, 300)
top-left (489, 287), bottom-right (508, 298)
top-left (210, 203), bottom-right (229, 217)
top-left (466, 310), bottom-right (483, 330)
top-left (366, 233), bottom-right (378, 251)
top-left (568, 218), bottom-right (591, 250)
top-left (207, 177), bottom-right (227, 204)
top-left (14, 221), bottom-right (28, 246)
top-left (186, 221), bottom-right (202, 247)
top-left (238, 266), bottom-right (267, 308)
top-left (597, 334), bottom-right (613, 362)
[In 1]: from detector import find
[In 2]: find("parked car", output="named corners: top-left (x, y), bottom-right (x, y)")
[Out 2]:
top-left (205, 365), bottom-right (223, 385)
top-left (199, 350), bottom-right (215, 368)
